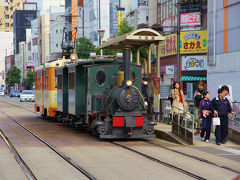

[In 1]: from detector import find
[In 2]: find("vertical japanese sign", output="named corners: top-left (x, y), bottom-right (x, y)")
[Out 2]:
top-left (113, 0), bottom-right (119, 35)
top-left (159, 33), bottom-right (177, 57)
top-left (153, 77), bottom-right (160, 114)
top-left (180, 30), bottom-right (207, 54)
top-left (138, 3), bottom-right (147, 24)
top-left (117, 8), bottom-right (125, 28)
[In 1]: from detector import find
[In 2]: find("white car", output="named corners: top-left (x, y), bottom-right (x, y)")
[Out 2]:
top-left (20, 90), bottom-right (35, 102)
top-left (0, 90), bottom-right (4, 96)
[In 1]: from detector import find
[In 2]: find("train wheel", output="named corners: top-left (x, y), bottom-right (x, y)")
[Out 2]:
top-left (90, 119), bottom-right (99, 136)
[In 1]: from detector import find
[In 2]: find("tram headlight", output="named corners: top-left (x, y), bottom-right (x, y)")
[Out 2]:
top-left (126, 80), bottom-right (132, 86)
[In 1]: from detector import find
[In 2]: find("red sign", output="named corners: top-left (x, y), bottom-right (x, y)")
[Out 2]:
top-left (180, 12), bottom-right (201, 26)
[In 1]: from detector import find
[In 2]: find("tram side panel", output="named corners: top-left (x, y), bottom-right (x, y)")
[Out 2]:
top-left (44, 67), bottom-right (57, 117)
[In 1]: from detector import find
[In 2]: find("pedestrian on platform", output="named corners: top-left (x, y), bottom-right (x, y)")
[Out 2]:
top-left (221, 85), bottom-right (233, 109)
top-left (170, 82), bottom-right (187, 123)
top-left (212, 88), bottom-right (235, 145)
top-left (198, 91), bottom-right (214, 143)
top-left (194, 81), bottom-right (206, 135)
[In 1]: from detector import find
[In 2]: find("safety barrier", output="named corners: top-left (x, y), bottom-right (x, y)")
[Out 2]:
top-left (170, 105), bottom-right (195, 145)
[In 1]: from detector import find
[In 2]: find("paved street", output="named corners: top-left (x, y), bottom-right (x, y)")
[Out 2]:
top-left (0, 96), bottom-right (239, 180)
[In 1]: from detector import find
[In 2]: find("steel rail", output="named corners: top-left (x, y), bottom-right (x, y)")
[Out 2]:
top-left (144, 140), bottom-right (240, 174)
top-left (0, 111), bottom-right (96, 180)
top-left (0, 128), bottom-right (37, 180)
top-left (111, 141), bottom-right (206, 180)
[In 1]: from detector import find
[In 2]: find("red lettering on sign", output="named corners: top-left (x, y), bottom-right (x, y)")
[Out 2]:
top-left (189, 41), bottom-right (195, 49)
top-left (184, 42), bottom-right (189, 49)
top-left (196, 41), bottom-right (201, 49)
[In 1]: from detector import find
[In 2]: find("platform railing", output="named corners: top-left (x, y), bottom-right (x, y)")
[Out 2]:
top-left (170, 105), bottom-right (195, 144)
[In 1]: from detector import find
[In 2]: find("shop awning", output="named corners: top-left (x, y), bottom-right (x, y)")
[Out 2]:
top-left (180, 76), bottom-right (207, 81)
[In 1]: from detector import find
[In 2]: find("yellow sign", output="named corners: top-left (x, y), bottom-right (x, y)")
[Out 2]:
top-left (159, 30), bottom-right (207, 57)
top-left (118, 10), bottom-right (124, 27)
top-left (159, 33), bottom-right (177, 57)
top-left (180, 30), bottom-right (207, 54)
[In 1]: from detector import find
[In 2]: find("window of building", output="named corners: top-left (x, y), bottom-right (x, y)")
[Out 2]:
top-left (28, 56), bottom-right (31, 60)
top-left (28, 42), bottom-right (31, 51)
top-left (56, 44), bottom-right (58, 47)
top-left (5, 23), bottom-right (9, 27)
top-left (11, 23), bottom-right (13, 27)
top-left (10, 7), bottom-right (13, 11)
top-left (10, 15), bottom-right (13, 19)
top-left (5, 6), bottom-right (8, 11)
top-left (5, 14), bottom-right (9, 19)
top-left (5, 0), bottom-right (8, 3)
top-left (56, 29), bottom-right (58, 33)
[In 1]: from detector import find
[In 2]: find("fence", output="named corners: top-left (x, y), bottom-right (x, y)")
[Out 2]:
top-left (160, 98), bottom-right (195, 144)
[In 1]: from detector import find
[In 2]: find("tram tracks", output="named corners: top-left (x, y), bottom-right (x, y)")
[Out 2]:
top-left (143, 139), bottom-right (240, 174)
top-left (0, 128), bottom-right (37, 180)
top-left (0, 110), bottom-right (96, 180)
top-left (0, 98), bottom-right (239, 179)
top-left (111, 141), bottom-right (206, 180)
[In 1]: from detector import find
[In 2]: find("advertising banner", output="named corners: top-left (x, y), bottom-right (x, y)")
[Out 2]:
top-left (159, 33), bottom-right (177, 57)
top-left (138, 3), bottom-right (147, 24)
top-left (182, 56), bottom-right (207, 71)
top-left (180, 30), bottom-right (207, 54)
top-left (180, 12), bottom-right (201, 26)
top-left (153, 77), bottom-right (160, 113)
top-left (117, 7), bottom-right (125, 27)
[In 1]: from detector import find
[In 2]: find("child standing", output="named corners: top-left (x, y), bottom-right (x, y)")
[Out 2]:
top-left (198, 91), bottom-right (214, 142)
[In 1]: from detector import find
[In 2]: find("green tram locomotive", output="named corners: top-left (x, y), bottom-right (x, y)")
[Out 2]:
top-left (36, 28), bottom-right (164, 139)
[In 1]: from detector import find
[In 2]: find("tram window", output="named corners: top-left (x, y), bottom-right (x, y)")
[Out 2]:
top-left (69, 72), bottom-right (75, 89)
top-left (57, 75), bottom-right (62, 89)
top-left (96, 71), bottom-right (106, 86)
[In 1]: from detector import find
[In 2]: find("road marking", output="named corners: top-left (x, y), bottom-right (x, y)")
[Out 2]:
top-left (215, 147), bottom-right (240, 155)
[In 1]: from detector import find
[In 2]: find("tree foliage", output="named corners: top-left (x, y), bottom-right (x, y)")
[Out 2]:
top-left (118, 20), bottom-right (147, 64)
top-left (76, 37), bottom-right (95, 59)
top-left (118, 20), bottom-right (134, 36)
top-left (6, 66), bottom-right (21, 85)
top-left (24, 70), bottom-right (34, 90)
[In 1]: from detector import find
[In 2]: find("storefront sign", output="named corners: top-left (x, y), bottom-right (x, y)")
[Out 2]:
top-left (182, 56), bottom-right (207, 71)
top-left (153, 77), bottom-right (160, 113)
top-left (180, 12), bottom-right (201, 26)
top-left (180, 30), bottom-right (207, 54)
top-left (166, 66), bottom-right (175, 74)
top-left (159, 33), bottom-right (177, 57)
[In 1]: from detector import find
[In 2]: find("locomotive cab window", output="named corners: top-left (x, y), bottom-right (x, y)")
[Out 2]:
top-left (96, 71), bottom-right (106, 86)
top-left (131, 71), bottom-right (135, 82)
top-left (69, 72), bottom-right (75, 89)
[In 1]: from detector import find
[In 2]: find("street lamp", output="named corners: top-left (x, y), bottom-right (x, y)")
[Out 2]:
top-left (98, 29), bottom-right (105, 56)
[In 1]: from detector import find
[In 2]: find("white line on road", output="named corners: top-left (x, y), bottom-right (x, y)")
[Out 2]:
top-left (215, 147), bottom-right (240, 155)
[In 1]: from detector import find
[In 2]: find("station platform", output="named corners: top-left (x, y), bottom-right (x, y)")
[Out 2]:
top-left (154, 122), bottom-right (238, 146)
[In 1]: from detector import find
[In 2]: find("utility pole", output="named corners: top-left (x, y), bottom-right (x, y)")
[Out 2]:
top-left (176, 0), bottom-right (181, 82)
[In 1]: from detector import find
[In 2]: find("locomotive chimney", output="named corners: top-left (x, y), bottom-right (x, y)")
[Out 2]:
top-left (123, 49), bottom-right (131, 83)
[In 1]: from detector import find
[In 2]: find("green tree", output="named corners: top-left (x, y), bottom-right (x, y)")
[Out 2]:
top-left (6, 66), bottom-right (21, 86)
top-left (24, 70), bottom-right (34, 90)
top-left (76, 37), bottom-right (95, 59)
top-left (118, 20), bottom-right (147, 63)
top-left (118, 20), bottom-right (134, 36)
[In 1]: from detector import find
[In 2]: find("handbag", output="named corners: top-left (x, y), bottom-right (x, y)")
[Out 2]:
top-left (212, 117), bottom-right (220, 126)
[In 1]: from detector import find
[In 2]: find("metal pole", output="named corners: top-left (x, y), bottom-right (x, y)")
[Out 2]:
top-left (136, 48), bottom-right (140, 65)
top-left (177, 0), bottom-right (180, 82)
top-left (148, 46), bottom-right (151, 74)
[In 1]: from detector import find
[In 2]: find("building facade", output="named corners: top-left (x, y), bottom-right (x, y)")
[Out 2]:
top-left (13, 9), bottom-right (37, 54)
top-left (207, 0), bottom-right (240, 101)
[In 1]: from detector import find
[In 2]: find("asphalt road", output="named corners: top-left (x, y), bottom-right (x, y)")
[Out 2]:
top-left (1, 94), bottom-right (34, 104)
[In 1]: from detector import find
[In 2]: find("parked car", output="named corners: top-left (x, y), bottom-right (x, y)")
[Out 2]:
top-left (10, 89), bottom-right (20, 97)
top-left (20, 90), bottom-right (35, 102)
top-left (0, 90), bottom-right (4, 96)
